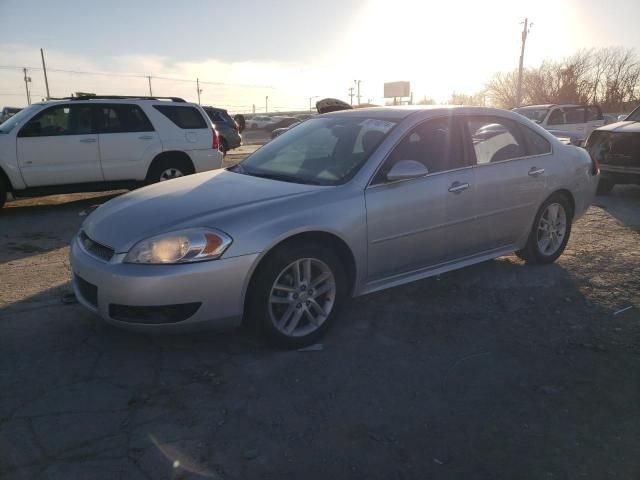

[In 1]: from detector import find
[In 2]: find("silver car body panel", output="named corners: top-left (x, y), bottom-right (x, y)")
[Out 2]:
top-left (71, 106), bottom-right (598, 331)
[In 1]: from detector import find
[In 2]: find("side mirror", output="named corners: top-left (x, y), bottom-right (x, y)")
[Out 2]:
top-left (386, 160), bottom-right (429, 182)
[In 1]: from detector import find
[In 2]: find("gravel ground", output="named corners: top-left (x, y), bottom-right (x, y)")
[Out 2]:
top-left (0, 175), bottom-right (639, 479)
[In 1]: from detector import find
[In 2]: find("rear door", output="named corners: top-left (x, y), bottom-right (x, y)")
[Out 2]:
top-left (365, 116), bottom-right (476, 280)
top-left (153, 104), bottom-right (211, 149)
top-left (16, 103), bottom-right (102, 186)
top-left (95, 103), bottom-right (162, 181)
top-left (464, 115), bottom-right (552, 251)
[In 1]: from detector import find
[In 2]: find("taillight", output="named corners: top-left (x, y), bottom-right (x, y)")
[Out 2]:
top-left (233, 120), bottom-right (239, 132)
top-left (584, 133), bottom-right (600, 175)
top-left (212, 128), bottom-right (220, 150)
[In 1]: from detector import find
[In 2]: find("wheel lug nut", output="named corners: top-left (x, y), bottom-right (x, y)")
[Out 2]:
top-left (293, 293), bottom-right (298, 299)
top-left (296, 303), bottom-right (302, 309)
top-left (300, 285), bottom-right (306, 291)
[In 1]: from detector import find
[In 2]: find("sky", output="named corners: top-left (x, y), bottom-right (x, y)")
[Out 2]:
top-left (1, 0), bottom-right (639, 112)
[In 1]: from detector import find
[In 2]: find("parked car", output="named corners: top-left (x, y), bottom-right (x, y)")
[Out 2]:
top-left (0, 107), bottom-right (21, 123)
top-left (0, 95), bottom-right (223, 208)
top-left (202, 106), bottom-right (242, 153)
top-left (513, 104), bottom-right (604, 142)
top-left (265, 116), bottom-right (300, 132)
top-left (585, 104), bottom-right (640, 195)
top-left (271, 121), bottom-right (301, 139)
top-left (70, 106), bottom-right (598, 348)
top-left (247, 115), bottom-right (282, 130)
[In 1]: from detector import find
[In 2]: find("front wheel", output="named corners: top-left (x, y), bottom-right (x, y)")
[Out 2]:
top-left (516, 194), bottom-right (572, 265)
top-left (246, 243), bottom-right (347, 349)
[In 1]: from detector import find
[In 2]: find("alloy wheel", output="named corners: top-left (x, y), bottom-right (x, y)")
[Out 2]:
top-left (268, 258), bottom-right (336, 337)
top-left (159, 168), bottom-right (184, 181)
top-left (536, 202), bottom-right (567, 256)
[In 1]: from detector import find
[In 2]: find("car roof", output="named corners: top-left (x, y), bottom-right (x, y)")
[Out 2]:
top-left (322, 105), bottom-right (524, 120)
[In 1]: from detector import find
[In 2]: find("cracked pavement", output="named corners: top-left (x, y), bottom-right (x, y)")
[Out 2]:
top-left (1, 185), bottom-right (639, 479)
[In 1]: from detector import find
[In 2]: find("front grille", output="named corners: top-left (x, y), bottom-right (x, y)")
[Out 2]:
top-left (109, 303), bottom-right (201, 324)
top-left (75, 275), bottom-right (98, 307)
top-left (79, 231), bottom-right (114, 262)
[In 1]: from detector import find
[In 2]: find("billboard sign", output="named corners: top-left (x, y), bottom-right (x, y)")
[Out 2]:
top-left (384, 81), bottom-right (410, 98)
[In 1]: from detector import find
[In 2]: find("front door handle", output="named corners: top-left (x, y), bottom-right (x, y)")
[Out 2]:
top-left (528, 167), bottom-right (545, 177)
top-left (448, 182), bottom-right (470, 193)
top-left (138, 135), bottom-right (154, 140)
top-left (79, 138), bottom-right (96, 143)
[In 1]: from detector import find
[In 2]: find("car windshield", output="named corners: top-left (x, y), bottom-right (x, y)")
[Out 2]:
top-left (230, 116), bottom-right (396, 186)
top-left (0, 104), bottom-right (42, 133)
top-left (626, 106), bottom-right (640, 122)
top-left (513, 107), bottom-right (550, 123)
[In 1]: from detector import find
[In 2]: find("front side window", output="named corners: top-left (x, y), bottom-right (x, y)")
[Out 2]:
top-left (19, 105), bottom-right (93, 137)
top-left (96, 104), bottom-right (154, 133)
top-left (547, 109), bottom-right (565, 126)
top-left (465, 117), bottom-right (526, 164)
top-left (0, 104), bottom-right (42, 134)
top-left (232, 116), bottom-right (397, 186)
top-left (513, 107), bottom-right (549, 124)
top-left (374, 117), bottom-right (465, 183)
top-left (154, 105), bottom-right (207, 129)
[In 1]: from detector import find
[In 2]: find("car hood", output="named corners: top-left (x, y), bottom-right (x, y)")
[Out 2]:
top-left (595, 120), bottom-right (640, 133)
top-left (83, 169), bottom-right (323, 253)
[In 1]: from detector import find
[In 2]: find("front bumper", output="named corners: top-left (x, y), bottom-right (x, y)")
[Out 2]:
top-left (188, 148), bottom-right (224, 173)
top-left (70, 235), bottom-right (258, 332)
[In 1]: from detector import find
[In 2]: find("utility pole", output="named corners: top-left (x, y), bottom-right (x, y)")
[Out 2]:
top-left (516, 18), bottom-right (531, 107)
top-left (265, 96), bottom-right (269, 113)
top-left (147, 76), bottom-right (153, 96)
top-left (196, 78), bottom-right (201, 105)
top-left (348, 87), bottom-right (354, 105)
top-left (23, 68), bottom-right (32, 105)
top-left (309, 96), bottom-right (319, 112)
top-left (252, 104), bottom-right (256, 114)
top-left (354, 80), bottom-right (362, 105)
top-left (40, 48), bottom-right (50, 100)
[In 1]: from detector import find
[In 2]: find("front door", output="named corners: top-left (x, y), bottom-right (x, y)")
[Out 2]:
top-left (16, 104), bottom-right (102, 187)
top-left (365, 116), bottom-right (476, 281)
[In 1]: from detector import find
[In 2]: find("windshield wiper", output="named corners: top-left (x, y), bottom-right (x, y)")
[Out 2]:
top-left (243, 170), bottom-right (324, 185)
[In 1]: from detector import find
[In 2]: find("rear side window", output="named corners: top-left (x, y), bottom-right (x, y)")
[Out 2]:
top-left (587, 106), bottom-right (603, 121)
top-left (96, 104), bottom-right (154, 133)
top-left (206, 109), bottom-right (225, 122)
top-left (518, 124), bottom-right (551, 156)
top-left (564, 107), bottom-right (586, 124)
top-left (154, 105), bottom-right (207, 129)
top-left (465, 117), bottom-right (527, 164)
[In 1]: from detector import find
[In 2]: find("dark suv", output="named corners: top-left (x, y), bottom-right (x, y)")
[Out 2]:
top-left (202, 106), bottom-right (242, 153)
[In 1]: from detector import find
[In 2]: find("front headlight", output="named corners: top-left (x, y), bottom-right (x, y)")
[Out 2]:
top-left (124, 228), bottom-right (232, 264)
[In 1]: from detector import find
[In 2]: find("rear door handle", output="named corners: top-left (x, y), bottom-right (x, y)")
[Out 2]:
top-left (528, 167), bottom-right (545, 177)
top-left (79, 138), bottom-right (96, 143)
top-left (448, 182), bottom-right (470, 193)
top-left (138, 135), bottom-right (154, 140)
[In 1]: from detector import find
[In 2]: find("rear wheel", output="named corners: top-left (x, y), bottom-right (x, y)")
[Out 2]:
top-left (146, 156), bottom-right (194, 184)
top-left (0, 177), bottom-right (7, 209)
top-left (246, 243), bottom-right (347, 349)
top-left (596, 178), bottom-right (614, 195)
top-left (516, 194), bottom-right (572, 265)
top-left (219, 138), bottom-right (229, 155)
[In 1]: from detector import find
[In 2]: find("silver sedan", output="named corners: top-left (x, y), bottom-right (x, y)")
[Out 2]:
top-left (70, 106), bottom-right (599, 348)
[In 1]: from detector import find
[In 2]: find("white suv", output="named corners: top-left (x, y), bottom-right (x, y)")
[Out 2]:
top-left (513, 104), bottom-right (605, 143)
top-left (0, 96), bottom-right (223, 208)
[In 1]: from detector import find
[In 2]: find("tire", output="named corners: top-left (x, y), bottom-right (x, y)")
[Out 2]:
top-left (245, 242), bottom-right (347, 349)
top-left (516, 194), bottom-right (573, 265)
top-left (219, 138), bottom-right (229, 155)
top-left (146, 156), bottom-right (194, 184)
top-left (0, 177), bottom-right (7, 209)
top-left (596, 178), bottom-right (614, 195)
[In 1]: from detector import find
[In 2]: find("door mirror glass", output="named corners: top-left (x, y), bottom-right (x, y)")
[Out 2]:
top-left (386, 160), bottom-right (429, 182)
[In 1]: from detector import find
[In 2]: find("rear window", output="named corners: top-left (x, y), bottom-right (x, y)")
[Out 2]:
top-left (154, 105), bottom-right (207, 129)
